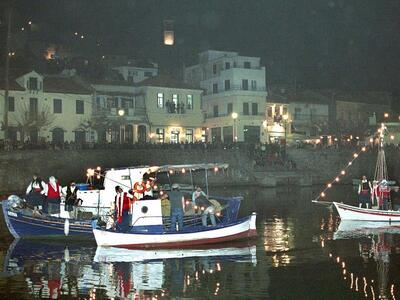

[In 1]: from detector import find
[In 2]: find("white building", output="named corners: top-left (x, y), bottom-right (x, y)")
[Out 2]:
top-left (113, 64), bottom-right (158, 83)
top-left (184, 50), bottom-right (268, 143)
top-left (0, 70), bottom-right (93, 143)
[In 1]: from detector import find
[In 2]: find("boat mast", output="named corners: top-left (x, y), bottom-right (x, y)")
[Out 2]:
top-left (374, 122), bottom-right (388, 182)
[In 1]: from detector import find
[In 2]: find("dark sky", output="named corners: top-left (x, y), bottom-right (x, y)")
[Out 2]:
top-left (9, 0), bottom-right (400, 90)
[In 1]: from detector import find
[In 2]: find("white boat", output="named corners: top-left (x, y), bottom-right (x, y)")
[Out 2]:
top-left (333, 202), bottom-right (400, 222)
top-left (93, 213), bottom-right (257, 248)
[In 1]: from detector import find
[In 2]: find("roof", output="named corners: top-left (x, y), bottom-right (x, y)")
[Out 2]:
top-left (91, 79), bottom-right (136, 87)
top-left (43, 76), bottom-right (92, 94)
top-left (0, 79), bottom-right (25, 91)
top-left (138, 75), bottom-right (201, 91)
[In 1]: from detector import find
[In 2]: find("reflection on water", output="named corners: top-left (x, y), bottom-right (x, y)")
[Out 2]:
top-left (1, 185), bottom-right (400, 299)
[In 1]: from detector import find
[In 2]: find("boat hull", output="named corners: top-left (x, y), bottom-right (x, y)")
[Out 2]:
top-left (1, 201), bottom-right (92, 238)
top-left (333, 202), bottom-right (400, 222)
top-left (93, 213), bottom-right (257, 248)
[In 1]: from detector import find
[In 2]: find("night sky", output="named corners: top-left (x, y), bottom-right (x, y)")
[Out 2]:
top-left (5, 0), bottom-right (400, 90)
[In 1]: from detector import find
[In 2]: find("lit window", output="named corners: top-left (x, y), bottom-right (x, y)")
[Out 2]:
top-left (157, 93), bottom-right (164, 108)
top-left (156, 128), bottom-right (164, 143)
top-left (186, 129), bottom-right (193, 143)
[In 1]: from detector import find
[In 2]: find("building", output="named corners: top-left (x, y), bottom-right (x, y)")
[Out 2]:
top-left (0, 70), bottom-right (93, 143)
top-left (91, 80), bottom-right (149, 143)
top-left (113, 63), bottom-right (158, 83)
top-left (184, 50), bottom-right (268, 143)
top-left (137, 76), bottom-right (204, 143)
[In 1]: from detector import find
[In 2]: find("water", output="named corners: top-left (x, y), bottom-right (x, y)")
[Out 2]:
top-left (1, 185), bottom-right (400, 299)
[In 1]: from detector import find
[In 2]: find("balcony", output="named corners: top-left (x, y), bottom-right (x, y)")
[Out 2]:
top-left (205, 112), bottom-right (265, 119)
top-left (204, 84), bottom-right (267, 95)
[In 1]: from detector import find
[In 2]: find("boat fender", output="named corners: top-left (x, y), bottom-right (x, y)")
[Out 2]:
top-left (133, 182), bottom-right (146, 194)
top-left (64, 218), bottom-right (70, 236)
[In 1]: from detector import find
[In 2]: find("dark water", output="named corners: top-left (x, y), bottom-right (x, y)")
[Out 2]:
top-left (1, 185), bottom-right (400, 299)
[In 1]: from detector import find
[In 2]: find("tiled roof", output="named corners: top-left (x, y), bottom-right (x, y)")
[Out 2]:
top-left (138, 75), bottom-right (201, 90)
top-left (43, 77), bottom-right (92, 94)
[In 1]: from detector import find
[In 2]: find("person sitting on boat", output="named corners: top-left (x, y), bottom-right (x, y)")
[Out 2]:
top-left (193, 186), bottom-right (217, 227)
top-left (377, 179), bottom-right (391, 210)
top-left (25, 173), bottom-right (46, 215)
top-left (168, 183), bottom-right (185, 231)
top-left (114, 186), bottom-right (134, 231)
top-left (61, 181), bottom-right (81, 213)
top-left (44, 176), bottom-right (62, 215)
top-left (358, 175), bottom-right (372, 208)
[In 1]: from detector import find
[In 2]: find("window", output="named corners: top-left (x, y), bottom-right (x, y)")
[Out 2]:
top-left (8, 97), bottom-right (14, 112)
top-left (28, 77), bottom-right (38, 90)
top-left (156, 128), bottom-right (164, 143)
top-left (213, 83), bottom-right (218, 94)
top-left (244, 61), bottom-right (251, 69)
top-left (76, 100), bottom-right (84, 114)
top-left (170, 130), bottom-right (180, 143)
top-left (144, 71), bottom-right (153, 77)
top-left (122, 98), bottom-right (133, 109)
top-left (212, 64), bottom-right (217, 74)
top-left (186, 129), bottom-right (193, 143)
top-left (224, 80), bottom-right (230, 91)
top-left (294, 108), bottom-right (302, 120)
top-left (225, 62), bottom-right (231, 70)
top-left (252, 103), bottom-right (258, 115)
top-left (243, 102), bottom-right (249, 115)
top-left (227, 103), bottom-right (233, 114)
top-left (242, 79), bottom-right (249, 90)
top-left (75, 131), bottom-right (86, 143)
top-left (187, 94), bottom-right (193, 110)
top-left (213, 105), bottom-right (219, 117)
top-left (53, 99), bottom-right (62, 114)
top-left (127, 76), bottom-right (134, 82)
top-left (29, 98), bottom-right (38, 115)
top-left (251, 80), bottom-right (257, 90)
top-left (157, 93), bottom-right (164, 108)
top-left (172, 94), bottom-right (179, 107)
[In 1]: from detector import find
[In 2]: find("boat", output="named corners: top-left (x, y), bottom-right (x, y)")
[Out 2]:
top-left (333, 202), bottom-right (400, 222)
top-left (333, 220), bottom-right (400, 240)
top-left (91, 163), bottom-right (257, 248)
top-left (1, 198), bottom-right (93, 239)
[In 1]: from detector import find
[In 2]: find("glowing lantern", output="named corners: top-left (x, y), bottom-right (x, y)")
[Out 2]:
top-left (321, 192), bottom-right (325, 197)
top-left (327, 183), bottom-right (332, 188)
top-left (163, 20), bottom-right (174, 45)
top-left (353, 153), bottom-right (358, 158)
top-left (181, 168), bottom-right (186, 173)
top-left (341, 170), bottom-right (346, 175)
top-left (361, 147), bottom-right (366, 152)
top-left (214, 167), bottom-right (219, 172)
top-left (335, 177), bottom-right (340, 182)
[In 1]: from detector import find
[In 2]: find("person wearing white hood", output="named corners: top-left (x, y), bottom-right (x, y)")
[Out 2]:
top-left (44, 176), bottom-right (62, 214)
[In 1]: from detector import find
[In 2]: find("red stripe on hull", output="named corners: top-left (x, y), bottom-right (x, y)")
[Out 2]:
top-left (338, 204), bottom-right (400, 218)
top-left (113, 229), bottom-right (258, 249)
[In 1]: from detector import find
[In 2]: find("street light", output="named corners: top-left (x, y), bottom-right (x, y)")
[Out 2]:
top-left (231, 112), bottom-right (238, 142)
top-left (384, 112), bottom-right (389, 118)
top-left (118, 109), bottom-right (125, 116)
top-left (118, 109), bottom-right (125, 143)
top-left (282, 114), bottom-right (289, 159)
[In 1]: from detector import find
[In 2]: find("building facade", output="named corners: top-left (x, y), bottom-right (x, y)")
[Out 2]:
top-left (184, 50), bottom-right (268, 143)
top-left (113, 64), bottom-right (158, 83)
top-left (0, 71), bottom-right (93, 144)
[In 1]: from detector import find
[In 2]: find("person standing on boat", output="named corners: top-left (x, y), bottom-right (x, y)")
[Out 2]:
top-left (192, 186), bottom-right (217, 227)
top-left (62, 181), bottom-right (80, 213)
top-left (114, 186), bottom-right (133, 231)
top-left (377, 180), bottom-right (391, 210)
top-left (358, 175), bottom-right (372, 208)
top-left (44, 176), bottom-right (62, 214)
top-left (25, 173), bottom-right (46, 214)
top-left (168, 183), bottom-right (185, 231)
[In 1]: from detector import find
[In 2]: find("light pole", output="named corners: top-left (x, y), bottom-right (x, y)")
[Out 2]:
top-left (118, 109), bottom-right (125, 144)
top-left (282, 114), bottom-right (289, 159)
top-left (231, 112), bottom-right (238, 142)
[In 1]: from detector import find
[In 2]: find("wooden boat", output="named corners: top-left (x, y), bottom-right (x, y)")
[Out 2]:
top-left (1, 200), bottom-right (93, 239)
top-left (333, 202), bottom-right (400, 222)
top-left (93, 212), bottom-right (257, 248)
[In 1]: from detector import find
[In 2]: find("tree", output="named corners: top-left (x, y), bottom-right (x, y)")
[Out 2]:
top-left (13, 102), bottom-right (55, 142)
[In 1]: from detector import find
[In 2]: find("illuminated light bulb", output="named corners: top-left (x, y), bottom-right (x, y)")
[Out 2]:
top-left (321, 192), bottom-right (325, 197)
top-left (153, 185), bottom-right (158, 190)
top-left (341, 170), bottom-right (346, 175)
top-left (369, 138), bottom-right (373, 143)
top-left (160, 191), bottom-right (164, 195)
top-left (353, 153), bottom-right (358, 158)
top-left (194, 205), bottom-right (198, 209)
top-left (169, 170), bottom-right (174, 174)
top-left (96, 166), bottom-right (101, 171)
top-left (214, 167), bottom-right (219, 172)
top-left (348, 162), bottom-right (352, 166)
top-left (181, 168), bottom-right (186, 173)
top-left (185, 200), bottom-right (190, 205)
top-left (327, 183), bottom-right (332, 188)
top-left (390, 135), bottom-right (395, 140)
top-left (86, 173), bottom-right (90, 177)
top-left (201, 206), bottom-right (205, 211)
top-left (335, 177), bottom-right (340, 182)
top-left (361, 147), bottom-right (366, 151)
top-left (216, 212), bottom-right (221, 217)
top-left (96, 175), bottom-right (101, 179)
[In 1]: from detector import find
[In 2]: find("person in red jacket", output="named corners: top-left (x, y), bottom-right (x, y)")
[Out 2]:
top-left (44, 176), bottom-right (62, 215)
top-left (377, 179), bottom-right (391, 210)
top-left (114, 186), bottom-right (134, 231)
